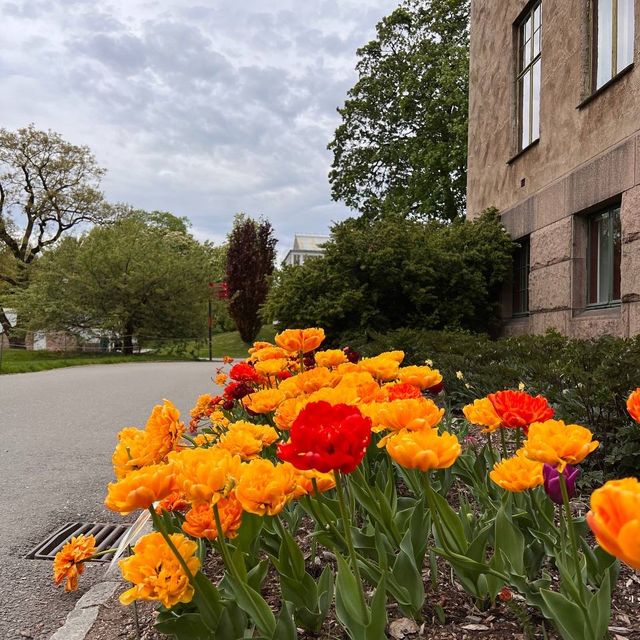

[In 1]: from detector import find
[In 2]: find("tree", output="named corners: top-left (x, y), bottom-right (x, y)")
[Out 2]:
top-left (226, 215), bottom-right (277, 343)
top-left (0, 125), bottom-right (110, 342)
top-left (328, 0), bottom-right (469, 222)
top-left (17, 211), bottom-right (219, 353)
top-left (264, 210), bottom-right (513, 339)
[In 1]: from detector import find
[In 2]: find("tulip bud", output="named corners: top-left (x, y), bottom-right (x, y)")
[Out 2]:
top-left (542, 463), bottom-right (580, 505)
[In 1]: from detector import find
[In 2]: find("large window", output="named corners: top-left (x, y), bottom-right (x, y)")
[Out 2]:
top-left (518, 2), bottom-right (542, 150)
top-left (587, 205), bottom-right (621, 306)
top-left (593, 0), bottom-right (635, 90)
top-left (512, 237), bottom-right (530, 316)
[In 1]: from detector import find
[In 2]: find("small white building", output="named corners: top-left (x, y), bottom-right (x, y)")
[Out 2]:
top-left (282, 234), bottom-right (330, 267)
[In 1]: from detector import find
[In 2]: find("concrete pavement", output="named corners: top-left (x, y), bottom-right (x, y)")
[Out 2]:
top-left (0, 361), bottom-right (222, 639)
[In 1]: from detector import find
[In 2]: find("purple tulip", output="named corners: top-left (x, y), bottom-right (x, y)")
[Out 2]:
top-left (542, 464), bottom-right (580, 505)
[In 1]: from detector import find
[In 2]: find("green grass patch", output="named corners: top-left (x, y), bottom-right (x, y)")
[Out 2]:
top-left (0, 325), bottom-right (278, 374)
top-left (194, 324), bottom-right (277, 359)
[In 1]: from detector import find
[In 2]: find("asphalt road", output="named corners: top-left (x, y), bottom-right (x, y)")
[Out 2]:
top-left (0, 361), bottom-right (222, 640)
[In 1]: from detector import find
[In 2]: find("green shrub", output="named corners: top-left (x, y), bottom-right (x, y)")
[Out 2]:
top-left (346, 328), bottom-right (640, 482)
top-left (264, 209), bottom-right (514, 336)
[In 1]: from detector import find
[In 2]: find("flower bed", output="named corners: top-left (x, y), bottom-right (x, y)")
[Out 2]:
top-left (54, 328), bottom-right (640, 640)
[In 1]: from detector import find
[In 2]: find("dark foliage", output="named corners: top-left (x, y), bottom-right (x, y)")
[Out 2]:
top-left (227, 215), bottom-right (277, 343)
top-left (265, 209), bottom-right (513, 337)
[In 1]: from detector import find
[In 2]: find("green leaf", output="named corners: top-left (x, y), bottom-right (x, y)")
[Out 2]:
top-left (192, 571), bottom-right (224, 631)
top-left (155, 613), bottom-right (215, 640)
top-left (272, 601), bottom-right (297, 640)
top-left (429, 488), bottom-right (467, 554)
top-left (226, 574), bottom-right (277, 638)
top-left (317, 565), bottom-right (335, 618)
top-left (590, 571), bottom-right (612, 640)
top-left (335, 553), bottom-right (370, 628)
top-left (365, 576), bottom-right (387, 640)
top-left (494, 506), bottom-right (525, 575)
top-left (539, 589), bottom-right (587, 640)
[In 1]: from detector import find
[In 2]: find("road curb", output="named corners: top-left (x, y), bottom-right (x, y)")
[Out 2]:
top-left (49, 581), bottom-right (120, 640)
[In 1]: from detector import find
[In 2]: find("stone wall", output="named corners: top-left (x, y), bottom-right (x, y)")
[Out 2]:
top-left (468, 0), bottom-right (640, 337)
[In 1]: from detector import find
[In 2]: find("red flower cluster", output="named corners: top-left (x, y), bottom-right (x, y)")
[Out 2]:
top-left (223, 381), bottom-right (252, 403)
top-left (277, 401), bottom-right (371, 474)
top-left (488, 390), bottom-right (554, 430)
top-left (229, 363), bottom-right (261, 384)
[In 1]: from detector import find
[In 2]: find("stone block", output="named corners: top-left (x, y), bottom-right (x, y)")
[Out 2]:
top-left (570, 309), bottom-right (624, 339)
top-left (529, 260), bottom-right (572, 312)
top-left (530, 218), bottom-right (572, 269)
top-left (530, 310), bottom-right (570, 335)
top-left (628, 301), bottom-right (640, 337)
top-left (533, 179), bottom-right (568, 230)
top-left (567, 139), bottom-right (635, 214)
top-left (621, 239), bottom-right (640, 300)
top-left (501, 197), bottom-right (535, 239)
top-left (621, 185), bottom-right (640, 243)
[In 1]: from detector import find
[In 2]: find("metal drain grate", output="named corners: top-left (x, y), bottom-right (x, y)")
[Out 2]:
top-left (26, 522), bottom-right (129, 562)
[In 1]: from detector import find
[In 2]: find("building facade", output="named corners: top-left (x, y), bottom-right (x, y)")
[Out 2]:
top-left (467, 0), bottom-right (640, 338)
top-left (282, 234), bottom-right (330, 267)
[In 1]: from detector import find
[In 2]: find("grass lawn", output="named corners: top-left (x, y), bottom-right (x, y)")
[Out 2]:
top-left (195, 324), bottom-right (277, 359)
top-left (0, 325), bottom-right (278, 374)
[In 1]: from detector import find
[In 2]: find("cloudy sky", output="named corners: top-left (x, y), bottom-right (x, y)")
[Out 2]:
top-left (1, 0), bottom-right (398, 252)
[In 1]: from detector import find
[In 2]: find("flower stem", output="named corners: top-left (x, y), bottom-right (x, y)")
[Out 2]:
top-left (423, 473), bottom-right (450, 553)
top-left (559, 474), bottom-right (587, 605)
top-left (500, 428), bottom-right (508, 459)
top-left (212, 502), bottom-right (241, 582)
top-left (334, 471), bottom-right (369, 622)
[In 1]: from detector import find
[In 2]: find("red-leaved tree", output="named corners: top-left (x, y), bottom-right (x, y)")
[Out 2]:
top-left (226, 215), bottom-right (277, 343)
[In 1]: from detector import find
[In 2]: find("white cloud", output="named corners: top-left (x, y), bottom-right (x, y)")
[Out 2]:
top-left (0, 0), bottom-right (398, 252)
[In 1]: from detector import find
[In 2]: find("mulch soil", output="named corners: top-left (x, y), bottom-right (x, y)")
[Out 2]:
top-left (89, 529), bottom-right (640, 640)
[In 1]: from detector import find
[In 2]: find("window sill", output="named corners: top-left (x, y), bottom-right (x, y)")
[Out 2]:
top-left (573, 303), bottom-right (621, 319)
top-left (506, 139), bottom-right (540, 165)
top-left (511, 312), bottom-right (530, 319)
top-left (577, 64), bottom-right (634, 110)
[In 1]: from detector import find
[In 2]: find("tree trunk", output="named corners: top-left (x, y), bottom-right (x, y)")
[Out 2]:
top-left (122, 321), bottom-right (135, 355)
top-left (0, 308), bottom-right (25, 348)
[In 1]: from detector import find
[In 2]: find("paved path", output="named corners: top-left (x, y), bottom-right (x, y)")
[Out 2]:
top-left (0, 361), bottom-right (222, 640)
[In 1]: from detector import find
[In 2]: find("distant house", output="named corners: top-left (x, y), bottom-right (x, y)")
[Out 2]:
top-left (282, 234), bottom-right (330, 267)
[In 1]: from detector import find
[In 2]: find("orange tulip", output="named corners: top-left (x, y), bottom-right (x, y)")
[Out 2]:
top-left (463, 398), bottom-right (502, 433)
top-left (315, 349), bottom-right (348, 368)
top-left (397, 365), bottom-right (443, 390)
top-left (182, 495), bottom-right (243, 540)
top-left (490, 451), bottom-right (544, 492)
top-left (105, 463), bottom-right (177, 514)
top-left (385, 428), bottom-right (461, 471)
top-left (242, 388), bottom-right (285, 414)
top-left (169, 447), bottom-right (242, 505)
top-left (53, 534), bottom-right (96, 592)
top-left (587, 477), bottom-right (640, 570)
top-left (145, 399), bottom-right (184, 459)
top-left (375, 397), bottom-right (444, 433)
top-left (627, 388), bottom-right (640, 423)
top-left (358, 356), bottom-right (400, 381)
top-left (112, 427), bottom-right (157, 479)
top-left (275, 328), bottom-right (325, 354)
top-left (523, 420), bottom-right (599, 471)
top-left (119, 532), bottom-right (199, 608)
top-left (216, 428), bottom-right (265, 460)
top-left (235, 459), bottom-right (298, 516)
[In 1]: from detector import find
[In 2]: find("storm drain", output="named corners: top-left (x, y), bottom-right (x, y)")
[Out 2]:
top-left (26, 522), bottom-right (129, 562)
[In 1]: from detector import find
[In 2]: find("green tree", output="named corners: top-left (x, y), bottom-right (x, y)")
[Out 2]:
top-left (226, 215), bottom-right (277, 343)
top-left (328, 0), bottom-right (469, 222)
top-left (264, 210), bottom-right (513, 339)
top-left (0, 125), bottom-right (110, 343)
top-left (17, 211), bottom-right (220, 353)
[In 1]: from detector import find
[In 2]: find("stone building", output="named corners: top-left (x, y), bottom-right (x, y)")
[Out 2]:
top-left (467, 0), bottom-right (639, 337)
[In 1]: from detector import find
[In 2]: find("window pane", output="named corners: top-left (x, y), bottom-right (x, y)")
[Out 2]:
top-left (520, 71), bottom-right (531, 148)
top-left (598, 214), bottom-right (612, 303)
top-left (597, 0), bottom-right (613, 88)
top-left (534, 5), bottom-right (541, 31)
top-left (612, 207), bottom-right (621, 300)
top-left (532, 59), bottom-right (541, 141)
top-left (617, 0), bottom-right (635, 70)
top-left (534, 28), bottom-right (541, 57)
